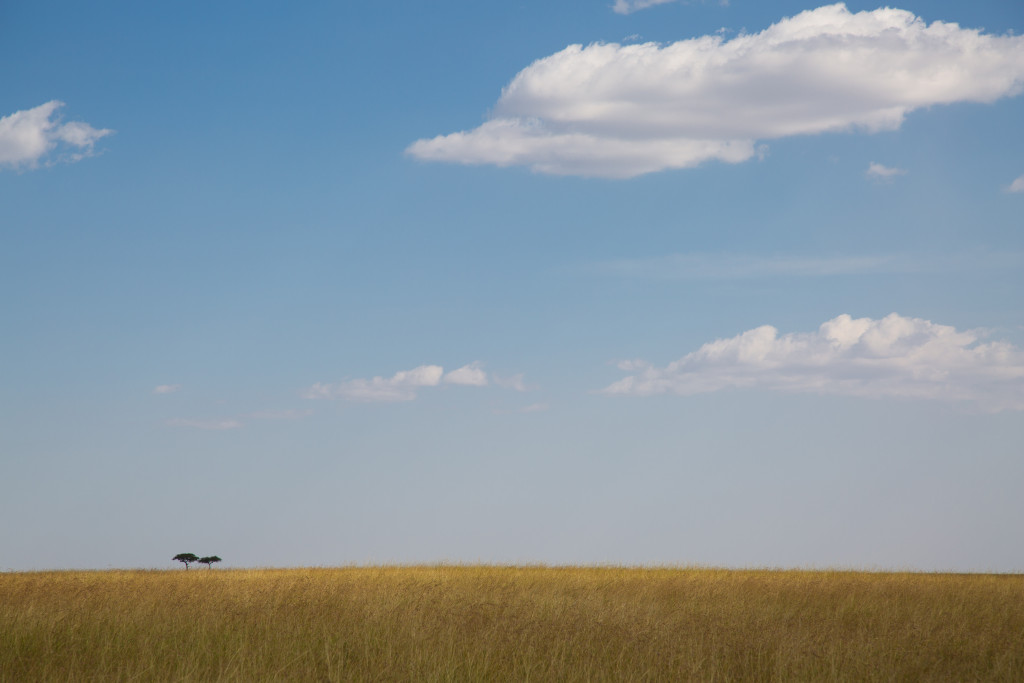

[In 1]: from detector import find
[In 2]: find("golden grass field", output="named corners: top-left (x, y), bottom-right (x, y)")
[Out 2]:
top-left (2, 565), bottom-right (1023, 681)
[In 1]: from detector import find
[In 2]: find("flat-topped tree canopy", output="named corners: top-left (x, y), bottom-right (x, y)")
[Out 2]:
top-left (172, 553), bottom-right (199, 569)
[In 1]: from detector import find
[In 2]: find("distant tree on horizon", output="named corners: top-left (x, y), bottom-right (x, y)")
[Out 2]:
top-left (173, 553), bottom-right (199, 570)
top-left (198, 555), bottom-right (222, 569)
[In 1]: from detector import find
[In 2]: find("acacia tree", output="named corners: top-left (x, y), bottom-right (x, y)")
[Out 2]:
top-left (173, 553), bottom-right (199, 570)
top-left (198, 555), bottom-right (222, 569)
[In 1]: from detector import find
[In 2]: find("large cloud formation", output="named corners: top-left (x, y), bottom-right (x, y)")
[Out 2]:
top-left (603, 314), bottom-right (1024, 411)
top-left (0, 101), bottom-right (112, 170)
top-left (303, 362), bottom-right (492, 402)
top-left (408, 4), bottom-right (1024, 178)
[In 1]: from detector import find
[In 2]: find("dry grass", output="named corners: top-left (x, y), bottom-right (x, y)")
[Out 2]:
top-left (2, 565), bottom-right (1023, 681)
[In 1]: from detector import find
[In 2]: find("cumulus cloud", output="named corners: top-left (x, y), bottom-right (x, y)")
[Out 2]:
top-left (0, 101), bottom-right (112, 170)
top-left (408, 4), bottom-right (1024, 178)
top-left (153, 384), bottom-right (181, 394)
top-left (603, 313), bottom-right (1024, 411)
top-left (866, 162), bottom-right (907, 179)
top-left (443, 362), bottom-right (489, 386)
top-left (1008, 175), bottom-right (1024, 193)
top-left (166, 418), bottom-right (243, 430)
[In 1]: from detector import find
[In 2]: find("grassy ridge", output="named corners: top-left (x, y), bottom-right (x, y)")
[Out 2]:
top-left (2, 566), bottom-right (1023, 681)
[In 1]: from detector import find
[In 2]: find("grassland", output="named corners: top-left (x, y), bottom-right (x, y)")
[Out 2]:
top-left (2, 565), bottom-right (1023, 681)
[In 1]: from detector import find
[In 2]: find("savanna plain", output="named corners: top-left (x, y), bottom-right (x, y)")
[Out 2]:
top-left (2, 565), bottom-right (1023, 681)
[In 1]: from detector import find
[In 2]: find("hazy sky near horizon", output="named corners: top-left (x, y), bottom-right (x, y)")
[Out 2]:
top-left (2, 1), bottom-right (1023, 572)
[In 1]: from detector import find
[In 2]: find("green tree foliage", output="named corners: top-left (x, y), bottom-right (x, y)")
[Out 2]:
top-left (198, 556), bottom-right (222, 569)
top-left (172, 553), bottom-right (199, 570)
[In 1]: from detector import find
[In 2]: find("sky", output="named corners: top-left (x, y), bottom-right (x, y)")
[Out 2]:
top-left (1, 0), bottom-right (1022, 572)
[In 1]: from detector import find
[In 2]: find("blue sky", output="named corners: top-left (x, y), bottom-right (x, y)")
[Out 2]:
top-left (2, 0), bottom-right (1023, 571)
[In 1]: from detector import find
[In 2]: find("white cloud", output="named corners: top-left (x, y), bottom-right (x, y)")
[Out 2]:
top-left (588, 253), bottom-right (896, 279)
top-left (304, 364), bottom-right (444, 402)
top-left (305, 363), bottom-right (526, 401)
top-left (583, 251), bottom-right (1024, 280)
top-left (443, 361), bottom-right (489, 386)
top-left (408, 4), bottom-right (1024, 178)
top-left (164, 409), bottom-right (310, 430)
top-left (153, 384), bottom-right (181, 394)
top-left (603, 313), bottom-right (1024, 411)
top-left (613, 0), bottom-right (726, 14)
top-left (493, 373), bottom-right (528, 392)
top-left (613, 0), bottom-right (676, 15)
top-left (866, 162), bottom-right (907, 179)
top-left (0, 101), bottom-right (112, 170)
top-left (1008, 175), bottom-right (1024, 193)
top-left (166, 418), bottom-right (243, 430)
top-left (243, 409), bottom-right (312, 420)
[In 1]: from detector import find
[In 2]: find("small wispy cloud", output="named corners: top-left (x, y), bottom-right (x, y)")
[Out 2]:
top-left (304, 362), bottom-right (518, 402)
top-left (166, 418), bottom-right (243, 431)
top-left (612, 0), bottom-right (675, 15)
top-left (519, 403), bottom-right (549, 413)
top-left (243, 409), bottom-right (313, 420)
top-left (0, 101), bottom-right (112, 170)
top-left (613, 0), bottom-right (726, 15)
top-left (493, 373), bottom-right (528, 392)
top-left (153, 384), bottom-right (181, 395)
top-left (164, 408), bottom-right (311, 431)
top-left (604, 313), bottom-right (1024, 411)
top-left (304, 365), bottom-right (444, 402)
top-left (1008, 175), bottom-right (1024, 193)
top-left (581, 251), bottom-right (1024, 281)
top-left (866, 162), bottom-right (908, 179)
